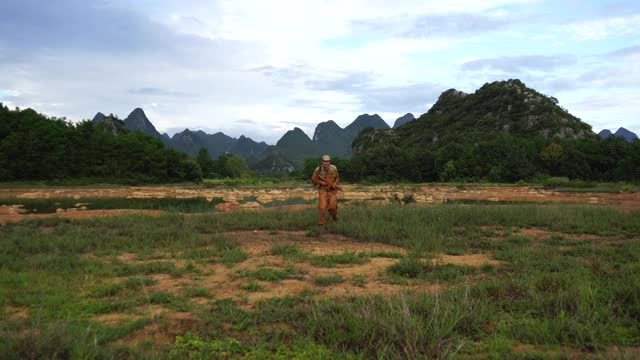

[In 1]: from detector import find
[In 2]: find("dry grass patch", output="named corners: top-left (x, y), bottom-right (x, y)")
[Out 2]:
top-left (436, 253), bottom-right (502, 267)
top-left (5, 306), bottom-right (29, 321)
top-left (483, 226), bottom-right (620, 244)
top-left (91, 312), bottom-right (141, 326)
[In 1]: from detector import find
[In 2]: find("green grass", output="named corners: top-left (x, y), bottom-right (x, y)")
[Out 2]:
top-left (239, 281), bottom-right (265, 292)
top-left (313, 275), bottom-right (344, 286)
top-left (218, 248), bottom-right (248, 266)
top-left (269, 243), bottom-right (305, 259)
top-left (262, 197), bottom-right (313, 207)
top-left (309, 252), bottom-right (368, 267)
top-left (0, 197), bottom-right (224, 214)
top-left (182, 287), bottom-right (211, 298)
top-left (368, 250), bottom-right (404, 258)
top-left (1, 203), bottom-right (639, 358)
top-left (388, 257), bottom-right (431, 278)
top-left (237, 266), bottom-right (297, 282)
top-left (202, 177), bottom-right (306, 188)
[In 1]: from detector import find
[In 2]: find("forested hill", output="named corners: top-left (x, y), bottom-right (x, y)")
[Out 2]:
top-left (0, 105), bottom-right (201, 182)
top-left (348, 79), bottom-right (639, 183)
top-left (354, 79), bottom-right (594, 155)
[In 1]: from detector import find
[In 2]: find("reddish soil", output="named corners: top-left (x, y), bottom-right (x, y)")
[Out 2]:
top-left (1, 185), bottom-right (638, 206)
top-left (0, 206), bottom-right (165, 224)
top-left (88, 231), bottom-right (497, 316)
top-left (1, 185), bottom-right (637, 224)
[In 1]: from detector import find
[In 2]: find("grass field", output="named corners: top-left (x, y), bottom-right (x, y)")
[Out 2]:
top-left (1, 201), bottom-right (639, 359)
top-left (0, 197), bottom-right (225, 214)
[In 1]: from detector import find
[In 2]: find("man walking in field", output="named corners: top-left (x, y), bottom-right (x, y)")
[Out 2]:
top-left (311, 154), bottom-right (340, 226)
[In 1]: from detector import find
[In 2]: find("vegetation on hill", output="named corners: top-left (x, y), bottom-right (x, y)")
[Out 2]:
top-left (2, 76), bottom-right (639, 185)
top-left (0, 105), bottom-right (201, 183)
top-left (196, 148), bottom-right (250, 178)
top-left (349, 80), bottom-right (640, 183)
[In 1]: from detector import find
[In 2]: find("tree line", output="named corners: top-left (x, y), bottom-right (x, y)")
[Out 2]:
top-left (0, 106), bottom-right (201, 182)
top-left (2, 105), bottom-right (638, 184)
top-left (294, 131), bottom-right (640, 184)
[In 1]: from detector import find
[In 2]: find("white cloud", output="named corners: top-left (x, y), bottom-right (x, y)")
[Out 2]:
top-left (1, 0), bottom-right (638, 144)
top-left (0, 89), bottom-right (21, 98)
top-left (565, 13), bottom-right (640, 40)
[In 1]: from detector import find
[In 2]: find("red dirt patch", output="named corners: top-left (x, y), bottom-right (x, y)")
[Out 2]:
top-left (147, 274), bottom-right (191, 294)
top-left (5, 306), bottom-right (29, 321)
top-left (227, 230), bottom-right (408, 256)
top-left (0, 209), bottom-right (165, 225)
top-left (484, 226), bottom-right (617, 243)
top-left (97, 231), bottom-right (497, 310)
top-left (437, 253), bottom-right (501, 266)
top-left (92, 312), bottom-right (140, 326)
top-left (113, 307), bottom-right (199, 346)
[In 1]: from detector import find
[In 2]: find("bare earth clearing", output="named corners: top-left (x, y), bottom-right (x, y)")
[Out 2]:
top-left (86, 228), bottom-right (569, 347)
top-left (1, 184), bottom-right (639, 224)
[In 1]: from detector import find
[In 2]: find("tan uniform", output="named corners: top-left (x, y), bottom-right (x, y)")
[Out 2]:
top-left (311, 164), bottom-right (340, 225)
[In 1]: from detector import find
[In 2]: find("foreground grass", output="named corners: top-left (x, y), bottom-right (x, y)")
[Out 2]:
top-left (0, 203), bottom-right (639, 358)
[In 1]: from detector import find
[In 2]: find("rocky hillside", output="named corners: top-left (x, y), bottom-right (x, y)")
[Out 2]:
top-left (93, 114), bottom-right (128, 136)
top-left (354, 79), bottom-right (596, 154)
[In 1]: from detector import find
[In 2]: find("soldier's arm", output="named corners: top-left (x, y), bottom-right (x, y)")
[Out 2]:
top-left (329, 169), bottom-right (340, 190)
top-left (311, 169), bottom-right (328, 186)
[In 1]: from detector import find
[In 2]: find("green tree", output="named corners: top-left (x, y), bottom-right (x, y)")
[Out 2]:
top-left (225, 154), bottom-right (250, 178)
top-left (196, 148), bottom-right (214, 177)
top-left (440, 160), bottom-right (458, 181)
top-left (540, 142), bottom-right (563, 174)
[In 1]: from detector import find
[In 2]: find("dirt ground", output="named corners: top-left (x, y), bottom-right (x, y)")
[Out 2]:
top-left (86, 229), bottom-right (500, 347)
top-left (0, 184), bottom-right (638, 224)
top-left (3, 185), bottom-right (637, 355)
top-left (91, 230), bottom-right (499, 313)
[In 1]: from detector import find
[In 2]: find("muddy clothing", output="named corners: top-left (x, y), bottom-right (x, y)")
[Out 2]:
top-left (311, 164), bottom-right (340, 225)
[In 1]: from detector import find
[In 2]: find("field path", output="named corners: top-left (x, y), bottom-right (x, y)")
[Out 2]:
top-left (0, 184), bottom-right (638, 224)
top-left (1, 184), bottom-right (638, 207)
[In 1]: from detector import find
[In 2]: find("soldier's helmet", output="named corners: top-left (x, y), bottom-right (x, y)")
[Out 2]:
top-left (321, 154), bottom-right (331, 161)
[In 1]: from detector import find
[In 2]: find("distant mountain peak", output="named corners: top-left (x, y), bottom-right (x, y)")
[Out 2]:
top-left (92, 112), bottom-right (106, 122)
top-left (393, 113), bottom-right (415, 128)
top-left (615, 127), bottom-right (638, 142)
top-left (598, 128), bottom-right (637, 142)
top-left (313, 120), bottom-right (343, 141)
top-left (346, 113), bottom-right (389, 133)
top-left (124, 107), bottom-right (162, 138)
top-left (598, 129), bottom-right (612, 139)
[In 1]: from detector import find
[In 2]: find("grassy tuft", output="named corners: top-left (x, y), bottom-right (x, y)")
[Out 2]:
top-left (314, 275), bottom-right (344, 286)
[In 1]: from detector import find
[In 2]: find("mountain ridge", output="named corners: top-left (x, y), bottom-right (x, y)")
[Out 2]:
top-left (598, 127), bottom-right (638, 142)
top-left (353, 79), bottom-right (596, 155)
top-left (93, 108), bottom-right (393, 167)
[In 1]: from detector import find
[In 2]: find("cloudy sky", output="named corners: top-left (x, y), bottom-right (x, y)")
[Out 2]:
top-left (1, 0), bottom-right (638, 143)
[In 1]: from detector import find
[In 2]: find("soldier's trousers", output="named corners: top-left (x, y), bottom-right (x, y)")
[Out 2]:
top-left (318, 188), bottom-right (338, 225)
